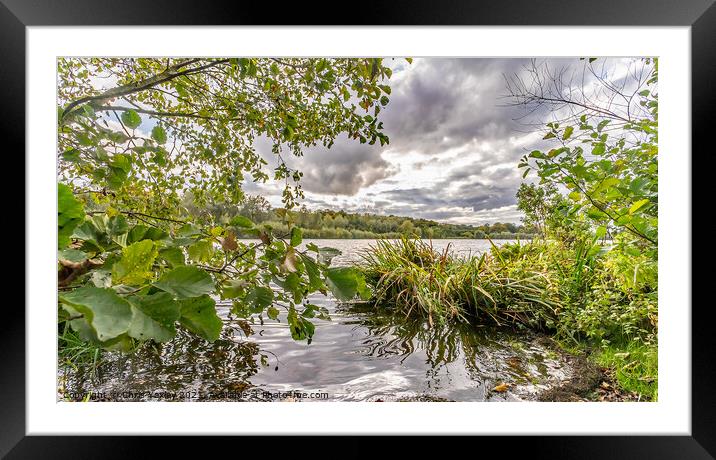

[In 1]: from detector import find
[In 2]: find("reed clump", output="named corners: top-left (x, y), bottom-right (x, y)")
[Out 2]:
top-left (358, 237), bottom-right (562, 329)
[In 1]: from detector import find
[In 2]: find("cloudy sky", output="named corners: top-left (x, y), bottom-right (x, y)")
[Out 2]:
top-left (246, 57), bottom-right (587, 225)
top-left (79, 57), bottom-right (645, 225)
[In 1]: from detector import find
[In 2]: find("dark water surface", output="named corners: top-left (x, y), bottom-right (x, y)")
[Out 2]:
top-left (59, 239), bottom-right (573, 402)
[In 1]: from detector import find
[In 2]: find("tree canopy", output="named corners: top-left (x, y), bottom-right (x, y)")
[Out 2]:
top-left (57, 57), bottom-right (400, 350)
top-left (58, 57), bottom-right (394, 213)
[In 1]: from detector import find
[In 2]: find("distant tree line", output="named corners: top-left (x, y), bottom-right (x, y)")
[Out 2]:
top-left (184, 194), bottom-right (537, 239)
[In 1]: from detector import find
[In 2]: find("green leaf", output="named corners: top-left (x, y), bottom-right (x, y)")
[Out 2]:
top-left (568, 191), bottom-right (582, 201)
top-left (59, 287), bottom-right (133, 341)
top-left (110, 154), bottom-right (132, 173)
top-left (324, 267), bottom-right (368, 301)
top-left (62, 148), bottom-right (81, 162)
top-left (158, 247), bottom-right (185, 268)
top-left (107, 215), bottom-right (129, 237)
top-left (111, 240), bottom-right (158, 285)
top-left (616, 214), bottom-right (633, 225)
top-left (229, 215), bottom-right (254, 228)
top-left (58, 184), bottom-right (84, 249)
top-left (127, 292), bottom-right (180, 342)
top-left (178, 295), bottom-right (222, 342)
top-left (58, 248), bottom-right (88, 263)
top-left (127, 225), bottom-right (168, 243)
top-left (187, 240), bottom-right (213, 263)
top-left (151, 125), bottom-right (167, 144)
top-left (290, 227), bottom-right (303, 247)
top-left (221, 278), bottom-right (247, 299)
top-left (266, 305), bottom-right (280, 320)
top-left (245, 285), bottom-right (274, 310)
top-left (286, 306), bottom-right (315, 340)
top-left (120, 109), bottom-right (142, 129)
top-left (595, 226), bottom-right (607, 239)
top-left (629, 199), bottom-right (650, 215)
top-left (153, 266), bottom-right (215, 299)
top-left (300, 254), bottom-right (324, 291)
top-left (562, 126), bottom-right (574, 140)
top-left (587, 207), bottom-right (607, 219)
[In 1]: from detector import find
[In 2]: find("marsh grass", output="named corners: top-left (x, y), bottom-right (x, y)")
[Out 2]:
top-left (58, 325), bottom-right (104, 374)
top-left (358, 237), bottom-right (562, 329)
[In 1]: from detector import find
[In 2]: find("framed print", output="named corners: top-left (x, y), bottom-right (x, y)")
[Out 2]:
top-left (5, 0), bottom-right (713, 456)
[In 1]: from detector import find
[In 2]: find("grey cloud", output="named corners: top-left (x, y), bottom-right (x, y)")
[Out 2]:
top-left (249, 134), bottom-right (396, 196)
top-left (380, 58), bottom-right (531, 154)
top-left (296, 137), bottom-right (397, 195)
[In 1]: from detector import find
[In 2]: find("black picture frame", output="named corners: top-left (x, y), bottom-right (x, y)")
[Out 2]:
top-left (4, 0), bottom-right (712, 457)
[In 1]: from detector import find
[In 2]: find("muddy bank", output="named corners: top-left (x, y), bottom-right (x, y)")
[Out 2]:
top-left (535, 339), bottom-right (641, 402)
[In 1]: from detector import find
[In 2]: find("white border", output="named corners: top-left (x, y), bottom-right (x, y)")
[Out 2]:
top-left (27, 26), bottom-right (691, 435)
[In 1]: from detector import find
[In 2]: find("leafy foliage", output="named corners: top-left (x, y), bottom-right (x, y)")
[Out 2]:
top-left (517, 58), bottom-right (658, 254)
top-left (58, 184), bottom-right (85, 249)
top-left (58, 57), bottom-right (394, 214)
top-left (57, 184), bottom-right (372, 348)
top-left (57, 57), bottom-right (384, 350)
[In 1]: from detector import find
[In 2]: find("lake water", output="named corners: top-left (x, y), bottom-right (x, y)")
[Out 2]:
top-left (59, 239), bottom-right (574, 402)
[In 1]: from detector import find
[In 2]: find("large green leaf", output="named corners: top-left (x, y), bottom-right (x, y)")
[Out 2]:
top-left (121, 109), bottom-right (142, 129)
top-left (59, 287), bottom-right (133, 341)
top-left (324, 267), bottom-right (370, 301)
top-left (58, 248), bottom-right (88, 263)
top-left (68, 318), bottom-right (133, 351)
top-left (187, 240), bottom-right (213, 263)
top-left (178, 295), bottom-right (222, 342)
top-left (300, 254), bottom-right (324, 291)
top-left (58, 184), bottom-right (84, 249)
top-left (112, 239), bottom-right (158, 285)
top-left (127, 292), bottom-right (180, 342)
top-left (629, 199), bottom-right (650, 215)
top-left (127, 225), bottom-right (169, 243)
top-left (151, 125), bottom-right (167, 144)
top-left (158, 247), bottom-right (185, 268)
top-left (106, 215), bottom-right (129, 237)
top-left (290, 227), bottom-right (303, 247)
top-left (153, 265), bottom-right (215, 299)
top-left (245, 285), bottom-right (273, 310)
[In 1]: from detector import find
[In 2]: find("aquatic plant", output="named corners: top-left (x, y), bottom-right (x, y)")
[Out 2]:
top-left (358, 237), bottom-right (562, 329)
top-left (359, 237), bottom-right (656, 347)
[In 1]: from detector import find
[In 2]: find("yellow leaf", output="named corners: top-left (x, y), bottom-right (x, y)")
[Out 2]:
top-left (628, 199), bottom-right (650, 215)
top-left (493, 383), bottom-right (509, 393)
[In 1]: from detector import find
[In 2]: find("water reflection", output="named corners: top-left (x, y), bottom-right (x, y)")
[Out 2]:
top-left (59, 322), bottom-right (263, 401)
top-left (337, 303), bottom-right (569, 400)
top-left (60, 301), bottom-right (571, 402)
